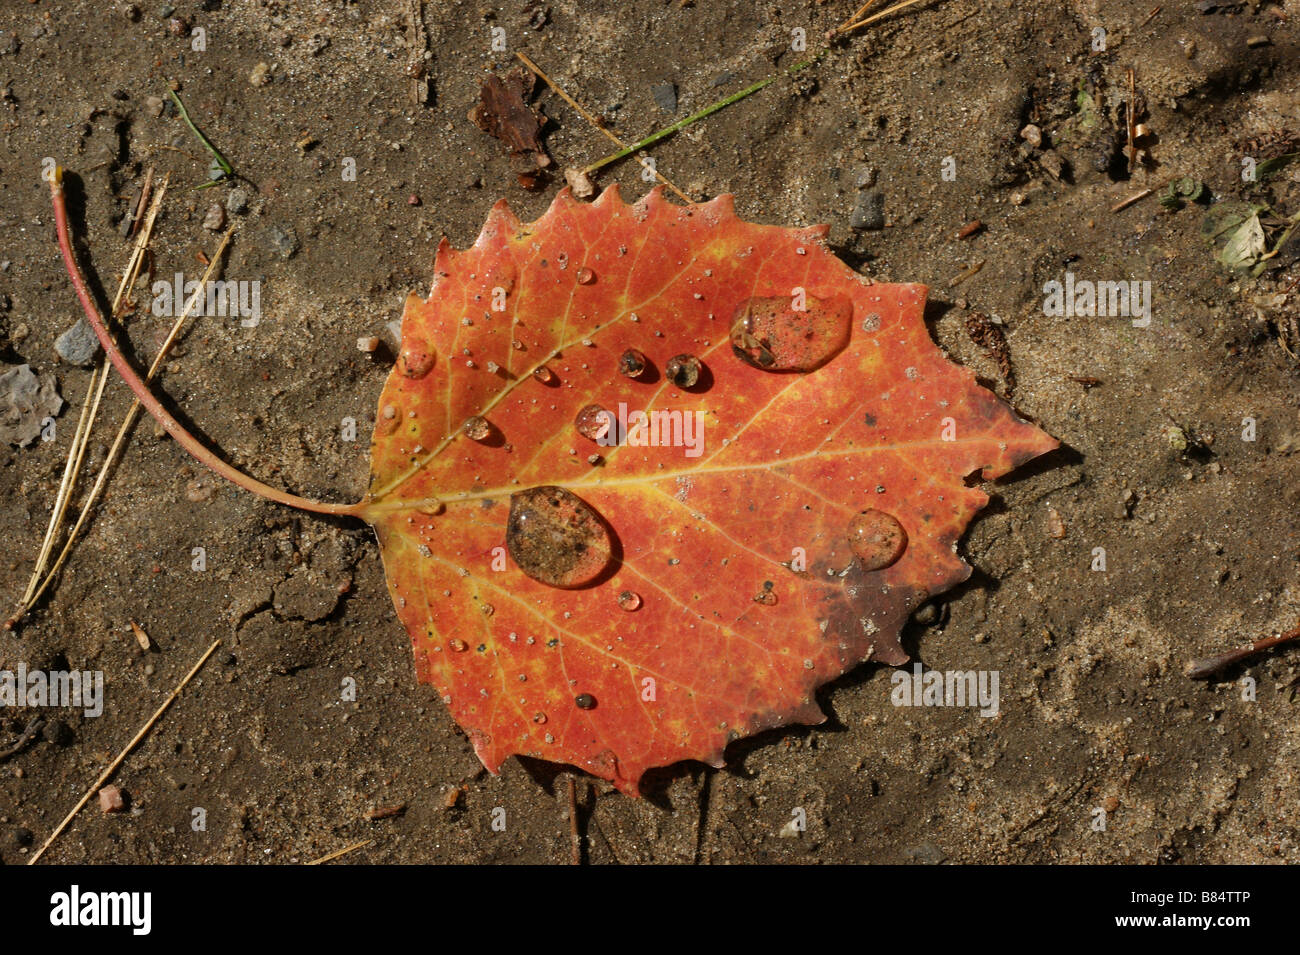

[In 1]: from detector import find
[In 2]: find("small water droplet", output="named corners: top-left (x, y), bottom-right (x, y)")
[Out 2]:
top-left (847, 508), bottom-right (907, 571)
top-left (861, 313), bottom-right (881, 332)
top-left (729, 294), bottom-right (852, 372)
top-left (618, 348), bottom-right (647, 379)
top-left (401, 346), bottom-right (436, 378)
top-left (575, 693), bottom-right (596, 710)
top-left (574, 403), bottom-right (610, 441)
top-left (754, 581), bottom-right (778, 606)
top-left (462, 416), bottom-right (491, 441)
top-left (576, 267), bottom-right (595, 285)
top-left (666, 353), bottom-right (701, 388)
top-left (449, 638), bottom-right (468, 652)
top-left (533, 712), bottom-right (547, 724)
top-left (506, 486), bottom-right (612, 588)
top-left (617, 590), bottom-right (642, 611)
top-left (532, 365), bottom-right (554, 384)
top-left (480, 603), bottom-right (495, 616)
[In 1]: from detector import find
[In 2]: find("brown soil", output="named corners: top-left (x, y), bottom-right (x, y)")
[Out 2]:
top-left (1, 0), bottom-right (1298, 864)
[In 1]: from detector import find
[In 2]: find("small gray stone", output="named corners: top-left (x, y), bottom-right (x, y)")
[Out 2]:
top-left (850, 190), bottom-right (885, 231)
top-left (903, 842), bottom-right (947, 865)
top-left (0, 363), bottom-right (62, 446)
top-left (202, 202), bottom-right (225, 231)
top-left (55, 318), bottom-right (100, 366)
top-left (225, 187), bottom-right (249, 214)
top-left (853, 165), bottom-right (877, 189)
top-left (914, 602), bottom-right (939, 626)
top-left (651, 82), bottom-right (677, 113)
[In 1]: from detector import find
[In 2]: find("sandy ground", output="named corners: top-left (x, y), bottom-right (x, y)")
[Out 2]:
top-left (1, 0), bottom-right (1298, 863)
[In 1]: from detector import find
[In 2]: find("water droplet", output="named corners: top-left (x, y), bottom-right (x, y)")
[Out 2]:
top-left (532, 365), bottom-right (554, 384)
top-left (574, 403), bottom-right (610, 441)
top-left (575, 693), bottom-right (596, 710)
top-left (576, 267), bottom-right (595, 285)
top-left (617, 590), bottom-right (642, 611)
top-left (618, 348), bottom-right (647, 379)
top-left (861, 313), bottom-right (881, 332)
top-left (506, 486), bottom-right (612, 588)
top-left (753, 581), bottom-right (778, 606)
top-left (666, 353), bottom-right (701, 388)
top-left (462, 416), bottom-right (491, 441)
top-left (382, 404), bottom-right (397, 420)
top-left (847, 508), bottom-right (907, 571)
top-left (533, 712), bottom-right (547, 724)
top-left (729, 294), bottom-right (852, 372)
top-left (449, 638), bottom-right (468, 652)
top-left (401, 346), bottom-right (436, 378)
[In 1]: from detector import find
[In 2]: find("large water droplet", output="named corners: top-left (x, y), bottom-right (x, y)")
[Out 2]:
top-left (617, 590), bottom-right (642, 611)
top-left (576, 267), bottom-right (595, 285)
top-left (532, 365), bottom-right (555, 384)
top-left (729, 294), bottom-right (852, 372)
top-left (574, 404), bottom-right (611, 441)
top-left (506, 486), bottom-right (612, 588)
top-left (847, 508), bottom-right (907, 571)
top-left (462, 416), bottom-right (491, 441)
top-left (618, 348), bottom-right (647, 379)
top-left (401, 346), bottom-right (436, 378)
top-left (575, 693), bottom-right (597, 710)
top-left (666, 353), bottom-right (702, 388)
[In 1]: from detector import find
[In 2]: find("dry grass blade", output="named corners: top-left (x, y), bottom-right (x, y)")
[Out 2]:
top-left (305, 839), bottom-right (373, 865)
top-left (836, 0), bottom-right (940, 35)
top-left (514, 51), bottom-right (695, 204)
top-left (28, 639), bottom-right (221, 864)
top-left (9, 224), bottom-right (236, 630)
top-left (6, 175), bottom-right (172, 629)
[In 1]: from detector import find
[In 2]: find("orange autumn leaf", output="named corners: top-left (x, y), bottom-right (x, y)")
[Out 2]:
top-left (362, 186), bottom-right (1057, 795)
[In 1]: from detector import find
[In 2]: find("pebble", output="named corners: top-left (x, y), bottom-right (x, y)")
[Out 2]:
top-left (144, 95), bottom-right (164, 117)
top-left (98, 784), bottom-right (127, 813)
top-left (651, 82), bottom-right (677, 112)
top-left (850, 190), bottom-right (885, 231)
top-left (202, 202), bottom-right (225, 231)
top-left (914, 603), bottom-right (939, 626)
top-left (249, 62), bottom-right (271, 87)
top-left (225, 187), bottom-right (249, 214)
top-left (55, 318), bottom-right (100, 366)
top-left (11, 321), bottom-right (28, 343)
top-left (1019, 123), bottom-right (1042, 148)
top-left (903, 842), bottom-right (947, 865)
top-left (853, 165), bottom-right (877, 189)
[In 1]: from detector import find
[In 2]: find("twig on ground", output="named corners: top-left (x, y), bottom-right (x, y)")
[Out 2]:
top-left (28, 639), bottom-right (221, 864)
top-left (0, 717), bottom-right (46, 762)
top-left (1185, 625), bottom-right (1300, 680)
top-left (567, 775), bottom-right (582, 864)
top-left (47, 166), bottom-right (361, 518)
top-left (306, 839), bottom-right (374, 865)
top-left (515, 52), bottom-right (694, 203)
